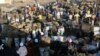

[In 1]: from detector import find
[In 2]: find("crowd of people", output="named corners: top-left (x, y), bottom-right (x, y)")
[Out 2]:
top-left (0, 0), bottom-right (100, 56)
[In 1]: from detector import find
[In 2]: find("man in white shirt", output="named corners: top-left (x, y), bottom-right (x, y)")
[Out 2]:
top-left (69, 14), bottom-right (73, 20)
top-left (32, 30), bottom-right (36, 38)
top-left (17, 43), bottom-right (27, 56)
top-left (56, 11), bottom-right (61, 19)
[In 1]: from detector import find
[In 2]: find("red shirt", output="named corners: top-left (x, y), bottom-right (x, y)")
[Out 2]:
top-left (31, 6), bottom-right (37, 11)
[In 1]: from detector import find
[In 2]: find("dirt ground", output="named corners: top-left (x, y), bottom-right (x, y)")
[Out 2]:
top-left (0, 0), bottom-right (56, 12)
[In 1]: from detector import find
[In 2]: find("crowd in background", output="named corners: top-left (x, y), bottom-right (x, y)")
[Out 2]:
top-left (0, 0), bottom-right (100, 56)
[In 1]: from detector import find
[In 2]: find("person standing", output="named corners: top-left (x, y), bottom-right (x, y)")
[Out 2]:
top-left (74, 13), bottom-right (80, 24)
top-left (91, 13), bottom-right (96, 26)
top-left (26, 37), bottom-right (34, 56)
top-left (17, 43), bottom-right (27, 56)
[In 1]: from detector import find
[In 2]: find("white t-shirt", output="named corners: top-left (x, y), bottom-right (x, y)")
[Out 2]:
top-left (17, 46), bottom-right (27, 56)
top-left (60, 11), bottom-right (63, 15)
top-left (93, 27), bottom-right (100, 35)
top-left (57, 12), bottom-right (61, 19)
top-left (75, 14), bottom-right (80, 18)
top-left (45, 26), bottom-right (50, 31)
top-left (16, 18), bottom-right (19, 22)
top-left (22, 17), bottom-right (25, 20)
top-left (85, 14), bottom-right (92, 18)
top-left (69, 14), bottom-right (73, 20)
top-left (32, 30), bottom-right (36, 37)
top-left (58, 36), bottom-right (64, 42)
top-left (8, 16), bottom-right (11, 21)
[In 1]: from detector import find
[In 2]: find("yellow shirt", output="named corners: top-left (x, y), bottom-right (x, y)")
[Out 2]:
top-left (38, 14), bottom-right (43, 20)
top-left (87, 10), bottom-right (90, 14)
top-left (48, 13), bottom-right (52, 18)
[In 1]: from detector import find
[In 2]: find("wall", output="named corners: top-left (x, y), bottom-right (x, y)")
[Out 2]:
top-left (0, 0), bottom-right (12, 4)
top-left (5, 0), bottom-right (12, 4)
top-left (0, 0), bottom-right (5, 4)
